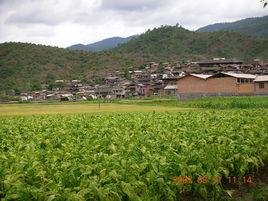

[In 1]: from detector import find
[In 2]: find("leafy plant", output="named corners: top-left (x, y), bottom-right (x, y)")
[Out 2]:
top-left (0, 109), bottom-right (267, 200)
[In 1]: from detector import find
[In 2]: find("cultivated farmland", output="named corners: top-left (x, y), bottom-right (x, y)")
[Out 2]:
top-left (0, 108), bottom-right (267, 200)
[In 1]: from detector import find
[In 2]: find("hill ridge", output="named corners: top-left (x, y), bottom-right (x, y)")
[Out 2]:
top-left (1, 25), bottom-right (268, 93)
top-left (68, 35), bottom-right (138, 52)
top-left (197, 15), bottom-right (268, 38)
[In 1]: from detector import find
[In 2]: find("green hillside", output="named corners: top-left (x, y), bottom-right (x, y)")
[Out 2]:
top-left (1, 26), bottom-right (268, 94)
top-left (115, 26), bottom-right (268, 60)
top-left (197, 15), bottom-right (268, 39)
top-left (0, 42), bottom-right (144, 94)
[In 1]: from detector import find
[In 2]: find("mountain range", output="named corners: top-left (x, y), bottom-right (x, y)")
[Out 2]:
top-left (115, 26), bottom-right (268, 61)
top-left (1, 19), bottom-right (268, 94)
top-left (68, 35), bottom-right (138, 52)
top-left (67, 15), bottom-right (268, 52)
top-left (197, 15), bottom-right (268, 38)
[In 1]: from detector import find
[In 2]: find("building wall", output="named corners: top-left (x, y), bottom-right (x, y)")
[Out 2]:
top-left (206, 77), bottom-right (237, 94)
top-left (176, 76), bottom-right (207, 93)
top-left (176, 75), bottom-right (255, 99)
top-left (145, 84), bottom-right (153, 97)
top-left (255, 82), bottom-right (268, 94)
top-left (236, 83), bottom-right (254, 94)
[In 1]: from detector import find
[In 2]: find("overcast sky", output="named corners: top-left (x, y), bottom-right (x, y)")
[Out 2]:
top-left (0, 0), bottom-right (267, 47)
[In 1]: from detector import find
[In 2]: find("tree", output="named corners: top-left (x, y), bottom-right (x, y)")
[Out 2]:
top-left (31, 82), bottom-right (42, 91)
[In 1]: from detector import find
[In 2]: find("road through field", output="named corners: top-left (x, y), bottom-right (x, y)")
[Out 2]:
top-left (0, 103), bottom-right (191, 116)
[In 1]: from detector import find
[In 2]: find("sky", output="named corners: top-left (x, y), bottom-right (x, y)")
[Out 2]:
top-left (0, 0), bottom-right (267, 48)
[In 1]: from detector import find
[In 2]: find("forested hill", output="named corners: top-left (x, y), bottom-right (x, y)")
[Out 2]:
top-left (0, 42), bottom-right (145, 93)
top-left (1, 26), bottom-right (268, 93)
top-left (197, 15), bottom-right (268, 39)
top-left (114, 26), bottom-right (268, 60)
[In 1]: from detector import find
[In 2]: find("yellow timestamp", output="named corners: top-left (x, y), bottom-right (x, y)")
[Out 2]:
top-left (172, 175), bottom-right (254, 185)
top-left (172, 176), bottom-right (221, 185)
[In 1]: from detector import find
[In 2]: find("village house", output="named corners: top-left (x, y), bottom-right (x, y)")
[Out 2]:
top-left (176, 72), bottom-right (257, 99)
top-left (150, 74), bottom-right (158, 79)
top-left (46, 93), bottom-right (59, 100)
top-left (254, 75), bottom-right (268, 95)
top-left (125, 83), bottom-right (137, 97)
top-left (135, 83), bottom-right (146, 96)
top-left (111, 86), bottom-right (126, 98)
top-left (60, 93), bottom-right (73, 101)
top-left (32, 91), bottom-right (46, 101)
top-left (164, 85), bottom-right (177, 95)
top-left (148, 62), bottom-right (159, 73)
top-left (95, 85), bottom-right (112, 98)
top-left (132, 70), bottom-right (144, 78)
top-left (104, 76), bottom-right (120, 86)
top-left (152, 80), bottom-right (165, 96)
top-left (163, 62), bottom-right (172, 71)
top-left (197, 60), bottom-right (243, 68)
top-left (145, 83), bottom-right (153, 97)
top-left (14, 59), bottom-right (268, 103)
top-left (20, 94), bottom-right (33, 101)
top-left (75, 92), bottom-right (87, 100)
top-left (55, 80), bottom-right (64, 84)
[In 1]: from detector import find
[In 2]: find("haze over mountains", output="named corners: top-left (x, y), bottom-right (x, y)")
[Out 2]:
top-left (68, 35), bottom-right (138, 52)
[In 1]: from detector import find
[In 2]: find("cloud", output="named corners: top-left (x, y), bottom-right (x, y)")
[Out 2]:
top-left (0, 0), bottom-right (267, 47)
top-left (100, 0), bottom-right (167, 11)
top-left (4, 0), bottom-right (77, 25)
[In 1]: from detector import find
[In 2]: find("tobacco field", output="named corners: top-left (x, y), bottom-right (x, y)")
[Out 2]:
top-left (0, 109), bottom-right (268, 200)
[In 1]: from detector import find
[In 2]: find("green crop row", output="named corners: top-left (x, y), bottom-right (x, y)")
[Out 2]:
top-left (116, 95), bottom-right (268, 109)
top-left (0, 110), bottom-right (268, 200)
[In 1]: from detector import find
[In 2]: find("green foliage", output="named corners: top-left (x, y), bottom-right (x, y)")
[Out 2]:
top-left (0, 42), bottom-right (146, 93)
top-left (0, 94), bottom-right (19, 102)
top-left (0, 109), bottom-right (267, 200)
top-left (117, 96), bottom-right (268, 109)
top-left (197, 15), bottom-right (268, 39)
top-left (123, 68), bottom-right (130, 79)
top-left (1, 26), bottom-right (268, 93)
top-left (115, 25), bottom-right (268, 60)
top-left (30, 82), bottom-right (42, 91)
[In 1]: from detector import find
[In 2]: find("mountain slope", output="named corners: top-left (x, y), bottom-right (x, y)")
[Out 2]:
top-left (197, 15), bottom-right (268, 38)
top-left (0, 42), bottom-right (145, 93)
top-left (1, 26), bottom-right (268, 94)
top-left (68, 35), bottom-right (138, 52)
top-left (115, 25), bottom-right (268, 60)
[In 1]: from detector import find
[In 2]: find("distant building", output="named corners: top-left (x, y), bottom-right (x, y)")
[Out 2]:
top-left (60, 94), bottom-right (73, 101)
top-left (254, 75), bottom-right (268, 95)
top-left (164, 85), bottom-right (177, 95)
top-left (104, 76), bottom-right (119, 85)
top-left (176, 72), bottom-right (257, 99)
top-left (112, 87), bottom-right (126, 98)
top-left (197, 60), bottom-right (243, 67)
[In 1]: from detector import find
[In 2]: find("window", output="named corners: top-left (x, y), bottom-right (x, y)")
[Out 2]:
top-left (237, 78), bottom-right (253, 84)
top-left (259, 82), bottom-right (265, 89)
